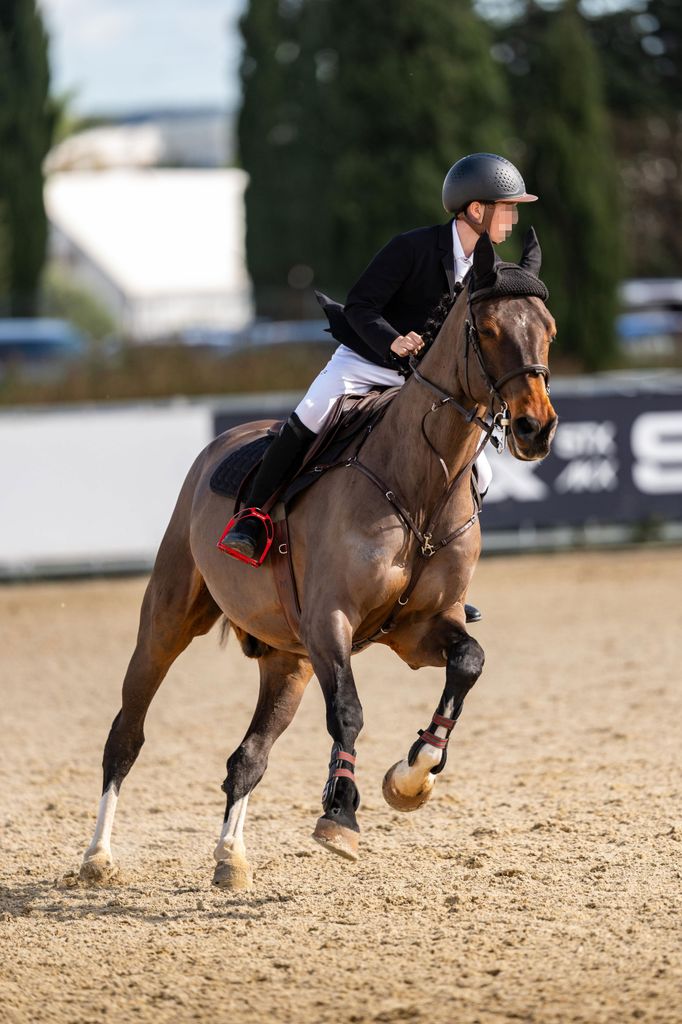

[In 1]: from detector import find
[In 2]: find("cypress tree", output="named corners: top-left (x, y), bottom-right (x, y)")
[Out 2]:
top-left (0, 27), bottom-right (12, 309)
top-left (0, 0), bottom-right (53, 315)
top-left (505, 0), bottom-right (621, 369)
top-left (320, 0), bottom-right (510, 292)
top-left (239, 0), bottom-right (511, 314)
top-left (238, 0), bottom-right (326, 317)
top-left (586, 0), bottom-right (682, 277)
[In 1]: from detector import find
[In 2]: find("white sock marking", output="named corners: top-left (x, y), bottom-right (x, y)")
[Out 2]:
top-left (392, 699), bottom-right (456, 795)
top-left (214, 794), bottom-right (250, 862)
top-left (84, 784), bottom-right (118, 860)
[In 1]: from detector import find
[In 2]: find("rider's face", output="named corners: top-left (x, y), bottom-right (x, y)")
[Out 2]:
top-left (464, 201), bottom-right (519, 244)
top-left (488, 202), bottom-right (519, 244)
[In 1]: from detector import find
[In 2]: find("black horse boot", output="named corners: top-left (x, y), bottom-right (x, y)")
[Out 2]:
top-left (221, 413), bottom-right (316, 561)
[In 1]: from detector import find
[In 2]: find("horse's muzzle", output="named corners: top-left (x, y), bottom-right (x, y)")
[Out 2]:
top-left (510, 413), bottom-right (558, 460)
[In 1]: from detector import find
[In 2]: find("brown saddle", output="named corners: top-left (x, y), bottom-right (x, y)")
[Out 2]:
top-left (210, 387), bottom-right (400, 509)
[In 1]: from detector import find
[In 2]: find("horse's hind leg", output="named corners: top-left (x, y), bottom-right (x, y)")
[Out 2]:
top-left (213, 649), bottom-right (312, 891)
top-left (80, 561), bottom-right (220, 882)
top-left (383, 625), bottom-right (485, 812)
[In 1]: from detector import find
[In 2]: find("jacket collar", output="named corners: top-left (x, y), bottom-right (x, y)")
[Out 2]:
top-left (437, 218), bottom-right (454, 252)
top-left (438, 218), bottom-right (456, 296)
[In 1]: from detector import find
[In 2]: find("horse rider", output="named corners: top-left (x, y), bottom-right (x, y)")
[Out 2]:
top-left (222, 152), bottom-right (539, 619)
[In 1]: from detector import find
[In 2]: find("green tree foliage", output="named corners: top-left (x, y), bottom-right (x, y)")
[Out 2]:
top-left (238, 0), bottom-right (313, 316)
top-left (318, 0), bottom-right (510, 291)
top-left (0, 0), bottom-right (53, 315)
top-left (497, 1), bottom-right (621, 369)
top-left (585, 0), bottom-right (682, 277)
top-left (239, 0), bottom-right (510, 315)
top-left (586, 0), bottom-right (681, 119)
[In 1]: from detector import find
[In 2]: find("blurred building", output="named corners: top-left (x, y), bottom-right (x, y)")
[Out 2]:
top-left (45, 108), bottom-right (234, 174)
top-left (45, 168), bottom-right (252, 340)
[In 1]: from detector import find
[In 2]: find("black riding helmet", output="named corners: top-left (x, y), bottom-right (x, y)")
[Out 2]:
top-left (442, 153), bottom-right (538, 213)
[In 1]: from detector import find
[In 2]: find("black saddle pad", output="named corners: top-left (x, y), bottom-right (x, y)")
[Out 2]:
top-left (208, 429), bottom-right (356, 506)
top-left (210, 435), bottom-right (272, 499)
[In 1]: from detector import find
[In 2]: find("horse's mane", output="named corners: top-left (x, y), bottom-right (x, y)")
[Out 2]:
top-left (419, 282), bottom-right (464, 356)
top-left (417, 228), bottom-right (549, 362)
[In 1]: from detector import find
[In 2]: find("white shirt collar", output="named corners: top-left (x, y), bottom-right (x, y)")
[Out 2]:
top-left (451, 219), bottom-right (473, 282)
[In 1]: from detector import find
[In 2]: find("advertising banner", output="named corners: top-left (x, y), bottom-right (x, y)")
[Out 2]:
top-left (483, 387), bottom-right (682, 529)
top-left (214, 375), bottom-right (682, 531)
top-left (1, 374), bottom-right (679, 577)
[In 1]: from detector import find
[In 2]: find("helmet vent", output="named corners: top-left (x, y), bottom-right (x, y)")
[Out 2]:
top-left (494, 169), bottom-right (517, 191)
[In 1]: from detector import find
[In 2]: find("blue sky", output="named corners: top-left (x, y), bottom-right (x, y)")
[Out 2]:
top-left (40, 0), bottom-right (246, 114)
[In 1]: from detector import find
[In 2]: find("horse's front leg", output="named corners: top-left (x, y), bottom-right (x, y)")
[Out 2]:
top-left (305, 611), bottom-right (363, 861)
top-left (383, 623), bottom-right (485, 811)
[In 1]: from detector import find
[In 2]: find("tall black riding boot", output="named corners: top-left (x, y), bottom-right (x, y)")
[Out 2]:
top-left (221, 413), bottom-right (316, 560)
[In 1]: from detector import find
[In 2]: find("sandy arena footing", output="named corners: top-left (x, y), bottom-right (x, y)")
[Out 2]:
top-left (1, 548), bottom-right (680, 1024)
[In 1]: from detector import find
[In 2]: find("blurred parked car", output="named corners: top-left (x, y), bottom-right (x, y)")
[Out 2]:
top-left (128, 319), bottom-right (330, 352)
top-left (0, 318), bottom-right (87, 381)
top-left (246, 319), bottom-right (329, 346)
top-left (617, 279), bottom-right (682, 356)
top-left (620, 278), bottom-right (682, 310)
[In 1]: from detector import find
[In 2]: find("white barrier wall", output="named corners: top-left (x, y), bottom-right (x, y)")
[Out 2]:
top-left (0, 402), bottom-right (213, 576)
top-left (2, 375), bottom-right (681, 577)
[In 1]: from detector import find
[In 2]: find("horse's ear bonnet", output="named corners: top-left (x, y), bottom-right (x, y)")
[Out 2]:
top-left (470, 228), bottom-right (549, 303)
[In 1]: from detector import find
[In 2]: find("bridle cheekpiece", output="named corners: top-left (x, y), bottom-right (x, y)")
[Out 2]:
top-left (410, 279), bottom-right (551, 456)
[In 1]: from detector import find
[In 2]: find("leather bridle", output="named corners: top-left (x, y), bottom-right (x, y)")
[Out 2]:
top-left (410, 289), bottom-right (551, 457)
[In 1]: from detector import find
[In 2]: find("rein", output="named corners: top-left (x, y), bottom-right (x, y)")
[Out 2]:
top-left (315, 288), bottom-right (551, 652)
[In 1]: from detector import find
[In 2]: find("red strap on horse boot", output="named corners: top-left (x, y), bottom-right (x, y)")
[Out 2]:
top-left (322, 746), bottom-right (360, 810)
top-left (217, 508), bottom-right (274, 566)
top-left (408, 709), bottom-right (460, 776)
top-left (332, 750), bottom-right (356, 782)
top-left (418, 712), bottom-right (457, 750)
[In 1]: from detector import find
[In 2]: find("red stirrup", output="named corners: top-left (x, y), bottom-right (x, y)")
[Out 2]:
top-left (217, 508), bottom-right (274, 567)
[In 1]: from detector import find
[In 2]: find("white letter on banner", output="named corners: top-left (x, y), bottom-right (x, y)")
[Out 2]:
top-left (631, 411), bottom-right (682, 494)
top-left (484, 453), bottom-right (549, 503)
top-left (554, 421), bottom-right (616, 459)
top-left (554, 458), bottom-right (618, 493)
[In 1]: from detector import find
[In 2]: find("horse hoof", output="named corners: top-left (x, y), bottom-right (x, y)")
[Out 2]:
top-left (312, 816), bottom-right (359, 862)
top-left (79, 850), bottom-right (118, 884)
top-left (382, 760), bottom-right (436, 812)
top-left (212, 855), bottom-right (253, 891)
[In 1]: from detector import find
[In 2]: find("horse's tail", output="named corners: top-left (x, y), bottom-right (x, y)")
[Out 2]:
top-left (219, 616), bottom-right (231, 647)
top-left (219, 616), bottom-right (272, 659)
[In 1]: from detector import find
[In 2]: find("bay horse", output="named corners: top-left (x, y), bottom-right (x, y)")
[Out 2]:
top-left (80, 231), bottom-right (557, 891)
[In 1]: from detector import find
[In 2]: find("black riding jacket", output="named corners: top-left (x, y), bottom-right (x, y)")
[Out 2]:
top-left (317, 220), bottom-right (457, 370)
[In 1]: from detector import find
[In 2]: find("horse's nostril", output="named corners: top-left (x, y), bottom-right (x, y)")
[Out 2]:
top-left (513, 416), bottom-right (541, 439)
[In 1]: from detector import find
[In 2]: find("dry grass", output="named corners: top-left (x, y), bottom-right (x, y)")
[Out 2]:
top-left (0, 341), bottom-right (336, 407)
top-left (1, 337), bottom-right (678, 410)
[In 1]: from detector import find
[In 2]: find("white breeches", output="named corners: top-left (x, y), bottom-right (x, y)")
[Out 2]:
top-left (295, 344), bottom-right (406, 431)
top-left (295, 344), bottom-right (492, 492)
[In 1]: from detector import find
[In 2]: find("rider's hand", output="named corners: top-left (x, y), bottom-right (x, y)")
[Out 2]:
top-left (390, 332), bottom-right (424, 358)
